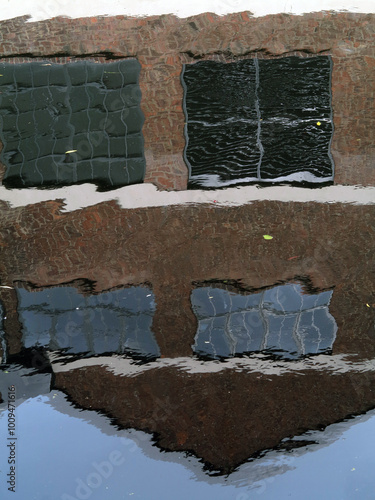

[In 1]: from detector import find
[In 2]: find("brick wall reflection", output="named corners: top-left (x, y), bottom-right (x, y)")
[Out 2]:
top-left (0, 12), bottom-right (374, 188)
top-left (0, 199), bottom-right (375, 470)
top-left (1, 200), bottom-right (374, 357)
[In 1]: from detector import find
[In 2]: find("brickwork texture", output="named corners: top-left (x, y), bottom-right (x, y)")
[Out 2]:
top-left (0, 11), bottom-right (374, 189)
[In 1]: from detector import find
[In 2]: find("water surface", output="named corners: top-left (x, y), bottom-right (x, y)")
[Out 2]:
top-left (0, 194), bottom-right (374, 498)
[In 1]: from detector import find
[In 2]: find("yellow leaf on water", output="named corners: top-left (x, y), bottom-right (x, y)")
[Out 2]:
top-left (263, 235), bottom-right (273, 240)
top-left (366, 303), bottom-right (371, 307)
top-left (65, 150), bottom-right (77, 154)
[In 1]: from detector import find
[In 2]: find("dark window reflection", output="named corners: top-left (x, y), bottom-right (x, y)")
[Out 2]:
top-left (17, 286), bottom-right (159, 360)
top-left (191, 283), bottom-right (337, 360)
top-left (0, 60), bottom-right (145, 190)
top-left (182, 56), bottom-right (334, 188)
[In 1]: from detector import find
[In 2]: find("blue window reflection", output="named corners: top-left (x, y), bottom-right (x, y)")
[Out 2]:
top-left (191, 283), bottom-right (337, 360)
top-left (17, 286), bottom-right (159, 360)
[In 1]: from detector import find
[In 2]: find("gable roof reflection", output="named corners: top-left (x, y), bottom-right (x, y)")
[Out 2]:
top-left (191, 283), bottom-right (337, 360)
top-left (17, 285), bottom-right (160, 360)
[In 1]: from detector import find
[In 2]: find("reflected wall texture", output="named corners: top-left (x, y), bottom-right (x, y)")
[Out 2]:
top-left (0, 12), bottom-right (374, 189)
top-left (0, 199), bottom-right (374, 359)
top-left (0, 198), bottom-right (374, 471)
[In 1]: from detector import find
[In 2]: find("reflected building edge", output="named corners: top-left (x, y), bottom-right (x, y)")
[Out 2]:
top-left (0, 199), bottom-right (375, 473)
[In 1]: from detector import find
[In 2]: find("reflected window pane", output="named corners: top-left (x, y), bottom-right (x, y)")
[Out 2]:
top-left (0, 60), bottom-right (145, 190)
top-left (182, 56), bottom-right (333, 188)
top-left (191, 283), bottom-right (337, 360)
top-left (17, 285), bottom-right (159, 360)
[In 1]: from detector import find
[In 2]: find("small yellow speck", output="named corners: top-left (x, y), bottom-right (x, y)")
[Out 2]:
top-left (317, 121), bottom-right (321, 126)
top-left (65, 150), bottom-right (77, 154)
top-left (263, 235), bottom-right (273, 240)
top-left (366, 303), bottom-right (371, 307)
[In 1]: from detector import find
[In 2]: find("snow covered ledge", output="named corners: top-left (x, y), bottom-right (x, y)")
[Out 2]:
top-left (0, 183), bottom-right (374, 212)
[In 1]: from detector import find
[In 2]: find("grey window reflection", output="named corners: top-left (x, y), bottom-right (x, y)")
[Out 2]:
top-left (17, 286), bottom-right (159, 360)
top-left (191, 283), bottom-right (337, 360)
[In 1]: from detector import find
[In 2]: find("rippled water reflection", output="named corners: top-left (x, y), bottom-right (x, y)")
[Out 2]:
top-left (0, 194), bottom-right (374, 498)
top-left (182, 57), bottom-right (334, 188)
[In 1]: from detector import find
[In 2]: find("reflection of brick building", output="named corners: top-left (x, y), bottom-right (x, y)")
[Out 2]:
top-left (1, 199), bottom-right (374, 355)
top-left (0, 12), bottom-right (374, 188)
top-left (1, 8), bottom-right (374, 474)
top-left (1, 199), bottom-right (374, 470)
